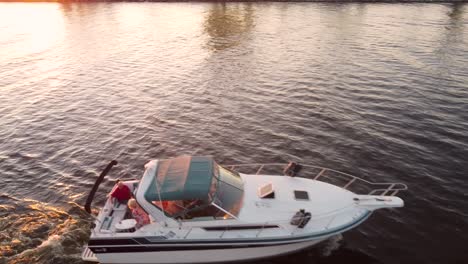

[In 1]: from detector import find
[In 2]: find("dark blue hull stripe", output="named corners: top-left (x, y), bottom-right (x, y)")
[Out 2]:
top-left (91, 243), bottom-right (287, 254)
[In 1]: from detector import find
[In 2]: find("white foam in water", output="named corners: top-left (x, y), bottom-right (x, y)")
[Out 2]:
top-left (16, 234), bottom-right (65, 260)
top-left (320, 234), bottom-right (343, 257)
top-left (39, 234), bottom-right (62, 248)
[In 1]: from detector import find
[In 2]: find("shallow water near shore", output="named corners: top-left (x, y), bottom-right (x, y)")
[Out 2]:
top-left (1, 2), bottom-right (468, 264)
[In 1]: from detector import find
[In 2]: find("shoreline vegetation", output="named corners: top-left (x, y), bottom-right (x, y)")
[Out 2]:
top-left (1, 0), bottom-right (467, 3)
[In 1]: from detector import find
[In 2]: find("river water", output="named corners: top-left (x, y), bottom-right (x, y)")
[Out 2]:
top-left (0, 2), bottom-right (467, 264)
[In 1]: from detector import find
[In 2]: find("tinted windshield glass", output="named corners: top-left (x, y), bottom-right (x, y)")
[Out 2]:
top-left (212, 165), bottom-right (244, 216)
top-left (218, 166), bottom-right (242, 188)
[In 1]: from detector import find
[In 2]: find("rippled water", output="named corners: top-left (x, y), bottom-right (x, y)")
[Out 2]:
top-left (1, 2), bottom-right (467, 264)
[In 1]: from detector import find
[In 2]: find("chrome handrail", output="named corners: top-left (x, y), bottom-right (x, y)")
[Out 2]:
top-left (223, 163), bottom-right (408, 197)
top-left (172, 163), bottom-right (407, 240)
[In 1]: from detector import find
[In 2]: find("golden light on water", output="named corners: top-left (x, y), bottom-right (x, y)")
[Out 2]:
top-left (0, 3), bottom-right (466, 263)
top-left (0, 3), bottom-right (65, 57)
top-left (0, 197), bottom-right (89, 259)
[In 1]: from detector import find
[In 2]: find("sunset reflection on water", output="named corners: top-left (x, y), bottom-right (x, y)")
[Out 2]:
top-left (0, 4), bottom-right (65, 58)
top-left (0, 2), bottom-right (467, 264)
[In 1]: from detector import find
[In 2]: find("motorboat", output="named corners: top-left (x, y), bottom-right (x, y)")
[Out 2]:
top-left (82, 155), bottom-right (407, 263)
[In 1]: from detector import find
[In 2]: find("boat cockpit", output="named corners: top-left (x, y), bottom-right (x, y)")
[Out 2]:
top-left (142, 155), bottom-right (244, 222)
top-left (94, 155), bottom-right (246, 234)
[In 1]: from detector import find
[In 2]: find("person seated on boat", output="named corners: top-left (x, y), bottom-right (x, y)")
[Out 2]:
top-left (109, 180), bottom-right (132, 206)
top-left (128, 198), bottom-right (150, 228)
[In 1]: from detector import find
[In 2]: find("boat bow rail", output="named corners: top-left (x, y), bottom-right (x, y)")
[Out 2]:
top-left (224, 163), bottom-right (407, 197)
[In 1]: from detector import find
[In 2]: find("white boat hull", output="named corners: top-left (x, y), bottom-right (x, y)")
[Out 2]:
top-left (94, 238), bottom-right (326, 264)
top-left (82, 157), bottom-right (406, 264)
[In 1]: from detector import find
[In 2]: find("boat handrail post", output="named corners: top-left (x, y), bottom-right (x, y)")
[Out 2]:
top-left (256, 164), bottom-right (265, 175)
top-left (184, 227), bottom-right (193, 239)
top-left (256, 222), bottom-right (266, 238)
top-left (220, 227), bottom-right (227, 238)
top-left (212, 202), bottom-right (238, 220)
top-left (380, 183), bottom-right (395, 196)
top-left (343, 177), bottom-right (357, 189)
top-left (314, 168), bottom-right (327, 180)
top-left (325, 214), bottom-right (336, 229)
top-left (155, 177), bottom-right (169, 227)
top-left (368, 188), bottom-right (387, 195)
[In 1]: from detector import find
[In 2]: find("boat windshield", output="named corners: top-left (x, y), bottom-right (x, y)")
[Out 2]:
top-left (210, 165), bottom-right (244, 217)
top-left (146, 162), bottom-right (244, 220)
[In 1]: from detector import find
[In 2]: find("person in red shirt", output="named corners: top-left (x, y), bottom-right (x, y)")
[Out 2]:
top-left (109, 180), bottom-right (132, 206)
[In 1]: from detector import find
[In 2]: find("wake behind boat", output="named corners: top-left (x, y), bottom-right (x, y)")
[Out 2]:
top-left (82, 155), bottom-right (407, 263)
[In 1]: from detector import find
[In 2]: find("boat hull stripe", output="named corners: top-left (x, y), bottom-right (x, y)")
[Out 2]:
top-left (89, 211), bottom-right (371, 250)
top-left (90, 243), bottom-right (286, 253)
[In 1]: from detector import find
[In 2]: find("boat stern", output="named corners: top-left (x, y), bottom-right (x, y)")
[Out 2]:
top-left (82, 245), bottom-right (98, 262)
